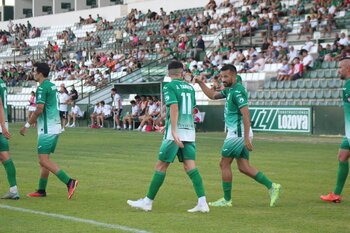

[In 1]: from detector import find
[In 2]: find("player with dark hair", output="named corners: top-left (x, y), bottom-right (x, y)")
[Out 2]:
top-left (127, 61), bottom-right (209, 212)
top-left (195, 64), bottom-right (281, 207)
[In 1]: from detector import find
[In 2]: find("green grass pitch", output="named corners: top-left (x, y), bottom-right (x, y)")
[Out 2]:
top-left (0, 125), bottom-right (349, 233)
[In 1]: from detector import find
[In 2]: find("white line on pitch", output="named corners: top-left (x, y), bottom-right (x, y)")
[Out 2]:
top-left (0, 204), bottom-right (151, 233)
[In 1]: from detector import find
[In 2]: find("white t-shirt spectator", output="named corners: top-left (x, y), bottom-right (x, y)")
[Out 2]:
top-left (113, 93), bottom-right (123, 109)
top-left (59, 92), bottom-right (70, 112)
top-left (303, 54), bottom-right (314, 68)
top-left (131, 105), bottom-right (140, 116)
top-left (288, 49), bottom-right (298, 62)
top-left (148, 103), bottom-right (160, 116)
top-left (71, 105), bottom-right (83, 117)
top-left (339, 37), bottom-right (349, 46)
top-left (94, 105), bottom-right (102, 114)
top-left (103, 104), bottom-right (112, 117)
top-left (302, 41), bottom-right (314, 52)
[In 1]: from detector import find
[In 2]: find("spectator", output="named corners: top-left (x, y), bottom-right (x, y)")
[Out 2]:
top-left (122, 100), bottom-right (140, 130)
top-left (27, 91), bottom-right (36, 126)
top-left (90, 102), bottom-right (102, 128)
top-left (300, 49), bottom-right (314, 70)
top-left (277, 60), bottom-right (290, 81)
top-left (97, 101), bottom-right (112, 128)
top-left (66, 102), bottom-right (83, 128)
top-left (58, 86), bottom-right (70, 131)
top-left (69, 85), bottom-right (78, 101)
top-left (290, 57), bottom-right (303, 80)
top-left (111, 88), bottom-right (123, 130)
top-left (135, 96), bottom-right (160, 131)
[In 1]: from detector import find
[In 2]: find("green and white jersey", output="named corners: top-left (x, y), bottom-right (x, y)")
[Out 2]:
top-left (0, 78), bottom-right (8, 133)
top-left (343, 79), bottom-right (350, 138)
top-left (221, 83), bottom-right (253, 139)
top-left (163, 79), bottom-right (196, 142)
top-left (36, 79), bottom-right (61, 135)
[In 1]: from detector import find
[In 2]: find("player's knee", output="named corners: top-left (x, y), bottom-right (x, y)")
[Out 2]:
top-left (238, 166), bottom-right (248, 175)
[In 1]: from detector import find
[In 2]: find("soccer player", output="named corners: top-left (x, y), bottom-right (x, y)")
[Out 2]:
top-left (321, 58), bottom-right (350, 203)
top-left (20, 62), bottom-right (78, 199)
top-left (0, 77), bottom-right (19, 200)
top-left (195, 64), bottom-right (281, 207)
top-left (127, 61), bottom-right (209, 213)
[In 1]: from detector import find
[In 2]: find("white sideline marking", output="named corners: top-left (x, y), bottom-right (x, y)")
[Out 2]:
top-left (0, 204), bottom-right (151, 233)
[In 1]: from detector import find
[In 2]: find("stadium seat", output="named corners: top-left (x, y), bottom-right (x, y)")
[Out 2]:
top-left (331, 69), bottom-right (338, 78)
top-left (257, 91), bottom-right (264, 99)
top-left (277, 81), bottom-right (284, 89)
top-left (284, 81), bottom-right (291, 89)
top-left (291, 81), bottom-right (298, 89)
top-left (285, 91), bottom-right (293, 99)
top-left (270, 81), bottom-right (277, 89)
top-left (328, 79), bottom-right (336, 88)
top-left (317, 70), bottom-right (325, 79)
top-left (300, 91), bottom-right (308, 99)
top-left (331, 90), bottom-right (341, 99)
top-left (316, 90), bottom-right (324, 99)
top-left (312, 80), bottom-right (320, 88)
top-left (297, 80), bottom-right (305, 88)
top-left (264, 91), bottom-right (271, 99)
top-left (264, 80), bottom-right (270, 89)
top-left (321, 62), bottom-right (329, 69)
top-left (324, 90), bottom-right (332, 98)
top-left (277, 91), bottom-right (286, 99)
top-left (335, 80), bottom-right (343, 88)
top-left (324, 70), bottom-right (332, 79)
top-left (250, 91), bottom-right (258, 99)
top-left (293, 90), bottom-right (301, 99)
top-left (310, 71), bottom-right (318, 79)
top-left (307, 90), bottom-right (316, 99)
top-left (305, 80), bottom-right (313, 88)
top-left (271, 91), bottom-right (278, 99)
top-left (329, 61), bottom-right (337, 69)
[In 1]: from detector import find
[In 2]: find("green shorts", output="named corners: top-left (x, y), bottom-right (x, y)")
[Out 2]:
top-left (340, 137), bottom-right (350, 150)
top-left (221, 137), bottom-right (249, 160)
top-left (37, 134), bottom-right (59, 155)
top-left (158, 140), bottom-right (196, 163)
top-left (0, 134), bottom-right (9, 152)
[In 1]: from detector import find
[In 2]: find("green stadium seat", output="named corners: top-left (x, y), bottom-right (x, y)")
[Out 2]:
top-left (278, 91), bottom-right (286, 99)
top-left (321, 62), bottom-right (329, 69)
top-left (324, 70), bottom-right (332, 79)
top-left (312, 80), bottom-right (320, 88)
top-left (277, 82), bottom-right (284, 89)
top-left (250, 91), bottom-right (258, 99)
top-left (316, 90), bottom-right (324, 99)
top-left (286, 91), bottom-right (293, 99)
top-left (331, 69), bottom-right (338, 78)
top-left (328, 79), bottom-right (336, 88)
top-left (297, 80), bottom-right (305, 88)
top-left (271, 91), bottom-right (278, 99)
top-left (317, 70), bottom-right (325, 79)
top-left (305, 80), bottom-right (313, 88)
top-left (291, 81), bottom-right (298, 88)
top-left (329, 61), bottom-right (337, 69)
top-left (307, 90), bottom-right (316, 99)
top-left (310, 71), bottom-right (318, 79)
top-left (320, 79), bottom-right (327, 88)
top-left (257, 91), bottom-right (264, 99)
top-left (324, 90), bottom-right (332, 98)
top-left (270, 81), bottom-right (277, 89)
top-left (284, 81), bottom-right (291, 89)
top-left (300, 91), bottom-right (308, 99)
top-left (293, 90), bottom-right (301, 99)
top-left (263, 91), bottom-right (271, 99)
top-left (331, 90), bottom-right (341, 99)
top-left (264, 80), bottom-right (270, 89)
top-left (335, 80), bottom-right (343, 88)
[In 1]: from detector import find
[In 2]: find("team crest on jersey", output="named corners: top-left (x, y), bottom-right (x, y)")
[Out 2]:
top-left (165, 95), bottom-right (170, 101)
top-left (239, 98), bottom-right (244, 103)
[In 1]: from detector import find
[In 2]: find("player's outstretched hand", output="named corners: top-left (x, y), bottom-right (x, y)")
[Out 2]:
top-left (19, 127), bottom-right (27, 136)
top-left (194, 76), bottom-right (203, 84)
top-left (245, 137), bottom-right (253, 151)
top-left (2, 128), bottom-right (11, 139)
top-left (172, 132), bottom-right (184, 148)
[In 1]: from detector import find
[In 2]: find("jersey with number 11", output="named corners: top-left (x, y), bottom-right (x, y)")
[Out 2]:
top-left (163, 79), bottom-right (196, 142)
top-left (0, 78), bottom-right (8, 133)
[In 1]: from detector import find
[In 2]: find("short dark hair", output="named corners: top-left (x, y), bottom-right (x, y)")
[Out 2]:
top-left (135, 95), bottom-right (140, 100)
top-left (100, 101), bottom-right (105, 105)
top-left (34, 62), bottom-right (50, 77)
top-left (130, 100), bottom-right (136, 104)
top-left (111, 88), bottom-right (116, 92)
top-left (168, 61), bottom-right (183, 71)
top-left (220, 64), bottom-right (237, 74)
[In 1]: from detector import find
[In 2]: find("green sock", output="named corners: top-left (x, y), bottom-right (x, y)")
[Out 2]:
top-left (38, 178), bottom-right (48, 191)
top-left (187, 168), bottom-right (205, 198)
top-left (254, 171), bottom-right (273, 189)
top-left (223, 181), bottom-right (232, 201)
top-left (146, 171), bottom-right (166, 200)
top-left (56, 170), bottom-right (71, 185)
top-left (334, 161), bottom-right (349, 195)
top-left (3, 159), bottom-right (17, 187)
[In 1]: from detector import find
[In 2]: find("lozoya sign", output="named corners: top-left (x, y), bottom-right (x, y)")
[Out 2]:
top-left (250, 107), bottom-right (312, 133)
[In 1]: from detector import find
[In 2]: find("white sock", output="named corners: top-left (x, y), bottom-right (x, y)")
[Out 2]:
top-left (129, 126), bottom-right (132, 129)
top-left (198, 196), bottom-right (207, 205)
top-left (10, 186), bottom-right (18, 193)
top-left (144, 197), bottom-right (153, 204)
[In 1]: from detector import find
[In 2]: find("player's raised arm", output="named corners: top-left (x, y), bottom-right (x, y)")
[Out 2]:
top-left (240, 106), bottom-right (253, 151)
top-left (194, 76), bottom-right (225, 100)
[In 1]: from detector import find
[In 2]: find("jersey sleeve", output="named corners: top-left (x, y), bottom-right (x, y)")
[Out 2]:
top-left (221, 88), bottom-right (228, 98)
top-left (36, 86), bottom-right (47, 104)
top-left (163, 84), bottom-right (177, 106)
top-left (232, 87), bottom-right (248, 109)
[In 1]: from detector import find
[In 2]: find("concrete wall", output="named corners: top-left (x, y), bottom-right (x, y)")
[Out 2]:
top-left (33, 0), bottom-right (53, 17)
top-left (0, 4), bottom-right (127, 29)
top-left (126, 0), bottom-right (205, 13)
top-left (14, 0), bottom-right (32, 19)
top-left (75, 0), bottom-right (94, 11)
top-left (54, 0), bottom-right (74, 14)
